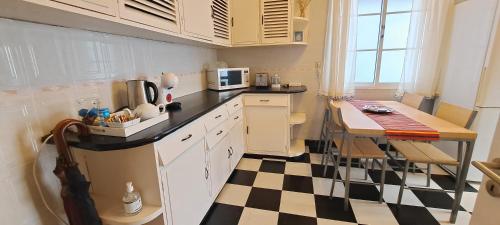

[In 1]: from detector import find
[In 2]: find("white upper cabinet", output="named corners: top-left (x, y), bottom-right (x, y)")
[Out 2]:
top-left (260, 0), bottom-right (291, 44)
top-left (180, 0), bottom-right (214, 40)
top-left (52, 0), bottom-right (117, 16)
top-left (231, 0), bottom-right (261, 45)
top-left (118, 0), bottom-right (180, 33)
top-left (212, 0), bottom-right (231, 45)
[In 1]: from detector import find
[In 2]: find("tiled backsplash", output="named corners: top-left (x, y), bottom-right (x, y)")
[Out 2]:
top-left (0, 19), bottom-right (216, 224)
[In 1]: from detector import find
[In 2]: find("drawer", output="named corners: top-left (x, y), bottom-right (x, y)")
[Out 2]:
top-left (244, 94), bottom-right (289, 107)
top-left (155, 119), bottom-right (206, 166)
top-left (226, 96), bottom-right (243, 115)
top-left (206, 121), bottom-right (230, 149)
top-left (227, 109), bottom-right (243, 130)
top-left (204, 105), bottom-right (229, 132)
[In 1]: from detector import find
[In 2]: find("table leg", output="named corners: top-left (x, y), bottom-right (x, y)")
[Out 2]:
top-left (450, 140), bottom-right (475, 223)
top-left (344, 134), bottom-right (354, 211)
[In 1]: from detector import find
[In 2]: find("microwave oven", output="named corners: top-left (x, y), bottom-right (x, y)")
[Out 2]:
top-left (207, 68), bottom-right (250, 91)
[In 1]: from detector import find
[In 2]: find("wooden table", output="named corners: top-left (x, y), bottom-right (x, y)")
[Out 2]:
top-left (331, 101), bottom-right (477, 223)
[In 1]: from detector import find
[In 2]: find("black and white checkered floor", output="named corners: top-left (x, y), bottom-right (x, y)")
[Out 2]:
top-left (201, 143), bottom-right (479, 225)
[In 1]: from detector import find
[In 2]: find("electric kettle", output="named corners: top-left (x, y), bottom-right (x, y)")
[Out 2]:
top-left (126, 80), bottom-right (159, 109)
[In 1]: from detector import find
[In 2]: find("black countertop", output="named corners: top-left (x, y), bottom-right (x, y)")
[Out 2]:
top-left (68, 86), bottom-right (307, 151)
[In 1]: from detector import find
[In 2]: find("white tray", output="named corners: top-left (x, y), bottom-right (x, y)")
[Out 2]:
top-left (88, 113), bottom-right (170, 137)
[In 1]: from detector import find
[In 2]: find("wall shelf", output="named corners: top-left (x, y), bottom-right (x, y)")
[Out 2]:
top-left (293, 17), bottom-right (309, 31)
top-left (92, 194), bottom-right (163, 225)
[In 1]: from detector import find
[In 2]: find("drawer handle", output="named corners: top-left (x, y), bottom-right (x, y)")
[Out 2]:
top-left (230, 146), bottom-right (234, 155)
top-left (181, 134), bottom-right (193, 142)
top-left (216, 130), bottom-right (223, 136)
top-left (234, 103), bottom-right (239, 107)
top-left (234, 116), bottom-right (239, 120)
top-left (215, 114), bottom-right (222, 119)
top-left (227, 149), bottom-right (232, 158)
top-left (259, 99), bottom-right (270, 102)
top-left (205, 167), bottom-right (209, 179)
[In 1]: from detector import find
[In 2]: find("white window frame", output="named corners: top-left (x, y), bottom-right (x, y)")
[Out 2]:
top-left (355, 0), bottom-right (412, 89)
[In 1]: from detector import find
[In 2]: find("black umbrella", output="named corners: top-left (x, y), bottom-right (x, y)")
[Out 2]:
top-left (52, 119), bottom-right (102, 225)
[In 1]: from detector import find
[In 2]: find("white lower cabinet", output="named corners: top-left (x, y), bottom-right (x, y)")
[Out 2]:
top-left (208, 134), bottom-right (232, 196)
top-left (160, 104), bottom-right (246, 225)
top-left (229, 119), bottom-right (245, 170)
top-left (163, 139), bottom-right (211, 225)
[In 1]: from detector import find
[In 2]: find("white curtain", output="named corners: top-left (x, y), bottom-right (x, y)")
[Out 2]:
top-left (320, 0), bottom-right (358, 99)
top-left (397, 0), bottom-right (453, 98)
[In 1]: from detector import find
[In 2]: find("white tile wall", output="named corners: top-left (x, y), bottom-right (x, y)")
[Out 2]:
top-left (0, 18), bottom-right (216, 224)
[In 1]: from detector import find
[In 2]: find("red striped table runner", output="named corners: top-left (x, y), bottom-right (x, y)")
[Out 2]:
top-left (349, 100), bottom-right (440, 141)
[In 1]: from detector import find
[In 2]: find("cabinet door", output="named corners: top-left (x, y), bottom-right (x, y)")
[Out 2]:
top-left (260, 0), bottom-right (291, 44)
top-left (229, 120), bottom-right (245, 170)
top-left (246, 106), bottom-right (288, 153)
top-left (212, 0), bottom-right (231, 45)
top-left (52, 0), bottom-right (117, 16)
top-left (118, 0), bottom-right (180, 33)
top-left (209, 135), bottom-right (232, 196)
top-left (164, 139), bottom-right (211, 225)
top-left (180, 0), bottom-right (213, 39)
top-left (231, 0), bottom-right (260, 45)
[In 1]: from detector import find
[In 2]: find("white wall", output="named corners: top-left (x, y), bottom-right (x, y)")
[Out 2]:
top-left (0, 18), bottom-right (216, 225)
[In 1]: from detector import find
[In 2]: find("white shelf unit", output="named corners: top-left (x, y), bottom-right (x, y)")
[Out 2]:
top-left (290, 112), bottom-right (306, 125)
top-left (291, 0), bottom-right (310, 45)
top-left (289, 138), bottom-right (306, 157)
top-left (93, 195), bottom-right (163, 225)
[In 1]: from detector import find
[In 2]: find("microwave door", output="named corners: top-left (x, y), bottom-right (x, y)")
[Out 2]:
top-left (227, 71), bottom-right (243, 86)
top-left (219, 71), bottom-right (229, 88)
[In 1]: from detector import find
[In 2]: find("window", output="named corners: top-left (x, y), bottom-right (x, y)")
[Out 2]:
top-left (355, 0), bottom-right (413, 86)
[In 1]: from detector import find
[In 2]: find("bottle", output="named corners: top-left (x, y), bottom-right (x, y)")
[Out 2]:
top-left (122, 182), bottom-right (143, 215)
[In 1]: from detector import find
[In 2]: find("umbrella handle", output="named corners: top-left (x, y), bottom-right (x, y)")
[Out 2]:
top-left (53, 119), bottom-right (89, 164)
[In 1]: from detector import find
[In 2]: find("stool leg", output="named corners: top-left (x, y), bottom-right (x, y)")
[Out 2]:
top-left (323, 138), bottom-right (333, 177)
top-left (379, 157), bottom-right (387, 203)
top-left (330, 151), bottom-right (342, 198)
top-left (412, 163), bottom-right (416, 173)
top-left (398, 160), bottom-right (410, 207)
top-left (364, 159), bottom-right (369, 180)
top-left (323, 143), bottom-right (334, 177)
top-left (426, 163), bottom-right (431, 187)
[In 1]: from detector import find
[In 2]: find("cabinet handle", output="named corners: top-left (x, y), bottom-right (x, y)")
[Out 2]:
top-left (231, 17), bottom-right (234, 27)
top-left (234, 116), bottom-right (239, 120)
top-left (181, 134), bottom-right (192, 142)
top-left (228, 149), bottom-right (231, 158)
top-left (205, 168), bottom-right (209, 179)
top-left (262, 15), bottom-right (264, 25)
top-left (216, 130), bottom-right (223, 136)
top-left (215, 114), bottom-right (222, 119)
top-left (259, 99), bottom-right (270, 102)
top-left (234, 103), bottom-right (239, 107)
top-left (230, 146), bottom-right (234, 155)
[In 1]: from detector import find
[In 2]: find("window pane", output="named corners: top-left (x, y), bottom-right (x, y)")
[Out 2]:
top-left (387, 0), bottom-right (413, 13)
top-left (383, 13), bottom-right (411, 49)
top-left (358, 0), bottom-right (382, 14)
top-left (357, 15), bottom-right (381, 50)
top-left (355, 51), bottom-right (377, 83)
top-left (379, 50), bottom-right (405, 83)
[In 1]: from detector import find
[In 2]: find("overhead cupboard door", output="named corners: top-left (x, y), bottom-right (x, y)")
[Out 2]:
top-left (52, 0), bottom-right (117, 16)
top-left (180, 0), bottom-right (213, 39)
top-left (231, 0), bottom-right (261, 45)
top-left (118, 0), bottom-right (180, 33)
top-left (212, 0), bottom-right (231, 45)
top-left (260, 0), bottom-right (291, 44)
